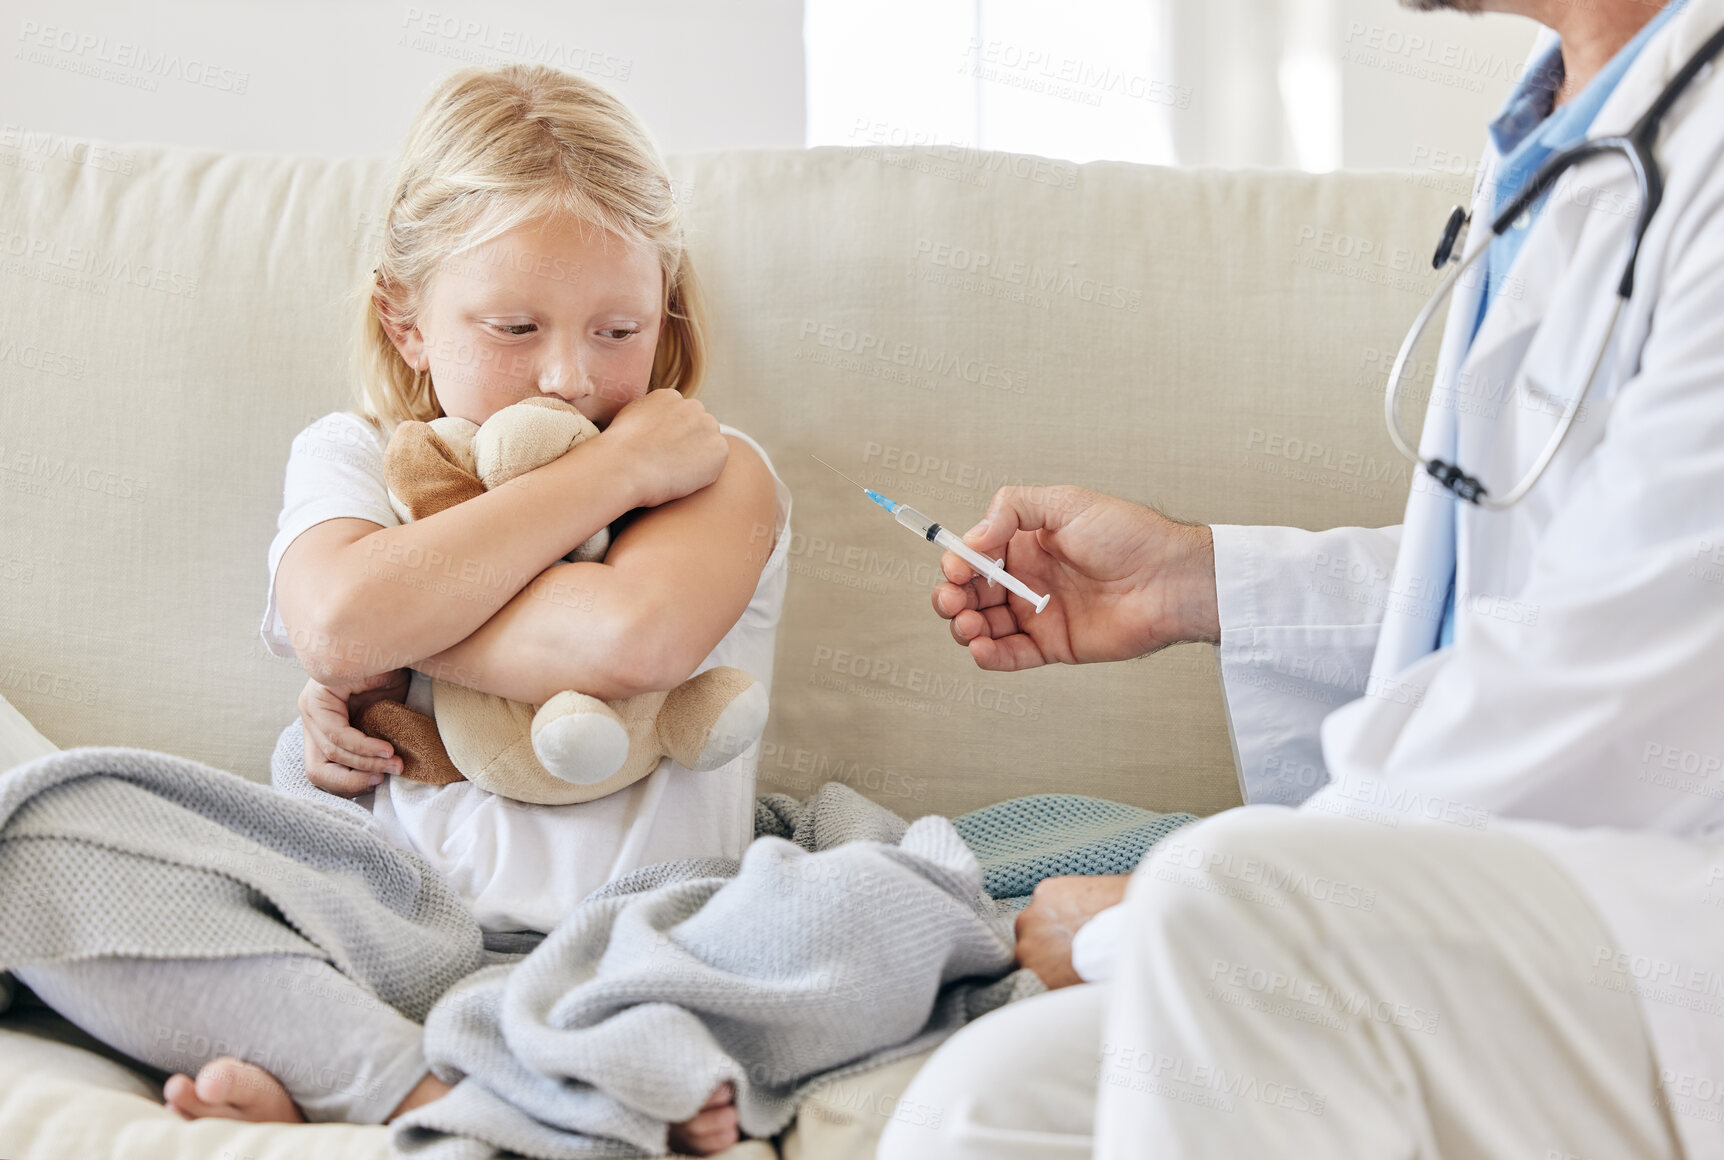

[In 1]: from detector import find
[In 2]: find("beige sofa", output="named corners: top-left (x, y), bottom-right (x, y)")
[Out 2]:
top-left (0, 137), bottom-right (1450, 1157)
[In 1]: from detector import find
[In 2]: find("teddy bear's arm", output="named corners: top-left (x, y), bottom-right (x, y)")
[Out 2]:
top-left (385, 422), bottom-right (488, 521)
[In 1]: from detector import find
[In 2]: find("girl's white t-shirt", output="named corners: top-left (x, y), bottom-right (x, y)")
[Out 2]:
top-left (259, 410), bottom-right (792, 933)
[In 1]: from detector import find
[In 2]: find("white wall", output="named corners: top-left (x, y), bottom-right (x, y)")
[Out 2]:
top-left (806, 0), bottom-right (1541, 174)
top-left (3, 0), bottom-right (1540, 175)
top-left (1338, 0), bottom-right (1541, 172)
top-left (1, 0), bottom-right (806, 157)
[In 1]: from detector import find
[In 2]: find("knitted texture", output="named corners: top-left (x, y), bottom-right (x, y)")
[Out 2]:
top-left (392, 782), bottom-right (1043, 1159)
top-left (952, 793), bottom-right (1198, 904)
top-left (0, 746), bottom-right (487, 1023)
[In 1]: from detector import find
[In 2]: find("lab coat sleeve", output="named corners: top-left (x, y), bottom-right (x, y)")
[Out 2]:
top-left (1070, 899), bottom-right (1126, 983)
top-left (1210, 523), bottom-right (1401, 804)
top-left (1316, 187), bottom-right (1724, 836)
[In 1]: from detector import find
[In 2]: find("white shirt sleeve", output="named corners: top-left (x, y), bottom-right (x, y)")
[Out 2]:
top-left (1209, 523), bottom-right (1401, 805)
top-left (258, 412), bottom-right (398, 659)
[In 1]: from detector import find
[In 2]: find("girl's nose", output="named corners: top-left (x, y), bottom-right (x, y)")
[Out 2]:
top-left (538, 349), bottom-right (586, 403)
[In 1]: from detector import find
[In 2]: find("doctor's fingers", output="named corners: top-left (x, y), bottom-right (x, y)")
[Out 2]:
top-left (967, 483), bottom-right (1090, 556)
top-left (934, 553), bottom-right (1009, 610)
top-left (965, 626), bottom-right (1049, 672)
top-left (948, 603), bottom-right (1021, 649)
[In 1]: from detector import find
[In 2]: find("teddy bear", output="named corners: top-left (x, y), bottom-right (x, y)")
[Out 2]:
top-left (355, 395), bottom-right (769, 805)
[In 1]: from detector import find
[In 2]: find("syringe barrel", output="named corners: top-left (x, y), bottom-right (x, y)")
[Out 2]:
top-left (893, 505), bottom-right (938, 540)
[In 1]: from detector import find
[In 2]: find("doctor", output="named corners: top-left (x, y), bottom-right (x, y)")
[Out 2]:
top-left (880, 0), bottom-right (1724, 1157)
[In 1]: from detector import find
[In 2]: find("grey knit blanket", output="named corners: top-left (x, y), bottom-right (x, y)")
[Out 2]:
top-left (0, 746), bottom-right (488, 1022)
top-left (391, 780), bottom-right (1044, 1158)
top-left (2, 741), bottom-right (1044, 1158)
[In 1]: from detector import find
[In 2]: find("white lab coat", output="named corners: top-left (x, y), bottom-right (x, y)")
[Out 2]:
top-left (1210, 2), bottom-right (1724, 1153)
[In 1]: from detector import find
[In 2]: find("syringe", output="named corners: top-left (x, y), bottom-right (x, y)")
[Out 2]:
top-left (813, 456), bottom-right (1051, 614)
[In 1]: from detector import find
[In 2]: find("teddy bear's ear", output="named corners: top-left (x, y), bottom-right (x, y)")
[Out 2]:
top-left (384, 422), bottom-right (487, 521)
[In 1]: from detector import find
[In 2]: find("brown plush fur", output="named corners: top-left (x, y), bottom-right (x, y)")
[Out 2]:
top-left (357, 699), bottom-right (465, 785)
top-left (385, 427), bottom-right (487, 520)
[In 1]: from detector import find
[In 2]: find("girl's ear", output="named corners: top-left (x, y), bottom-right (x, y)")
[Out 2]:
top-left (374, 281), bottom-right (427, 370)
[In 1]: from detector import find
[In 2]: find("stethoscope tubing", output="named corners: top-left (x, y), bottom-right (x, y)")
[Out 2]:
top-left (1384, 20), bottom-right (1724, 509)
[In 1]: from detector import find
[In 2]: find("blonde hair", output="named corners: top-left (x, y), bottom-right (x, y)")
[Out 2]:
top-left (352, 63), bottom-right (706, 434)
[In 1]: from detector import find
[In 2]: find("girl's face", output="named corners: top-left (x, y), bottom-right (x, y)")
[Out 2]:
top-left (385, 214), bottom-right (665, 429)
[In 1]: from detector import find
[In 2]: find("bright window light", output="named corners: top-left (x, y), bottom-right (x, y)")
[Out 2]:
top-left (806, 0), bottom-right (1179, 165)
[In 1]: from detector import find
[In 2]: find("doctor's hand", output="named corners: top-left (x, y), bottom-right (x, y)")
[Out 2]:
top-left (1014, 874), bottom-right (1131, 989)
top-left (932, 485), bottom-right (1219, 671)
top-left (298, 670), bottom-right (409, 797)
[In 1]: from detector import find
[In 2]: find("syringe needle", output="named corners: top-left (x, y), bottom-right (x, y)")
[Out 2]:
top-left (810, 454), bottom-right (869, 492)
top-left (814, 452), bottom-right (1049, 612)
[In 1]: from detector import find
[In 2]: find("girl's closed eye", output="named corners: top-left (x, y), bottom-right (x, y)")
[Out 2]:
top-left (484, 323), bottom-right (638, 340)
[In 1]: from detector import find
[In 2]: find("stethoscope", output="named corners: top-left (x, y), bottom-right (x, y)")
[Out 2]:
top-left (1383, 21), bottom-right (1724, 510)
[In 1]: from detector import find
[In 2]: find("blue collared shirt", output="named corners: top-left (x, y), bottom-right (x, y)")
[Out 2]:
top-left (1470, 2), bottom-right (1681, 341)
top-left (1436, 2), bottom-right (1681, 649)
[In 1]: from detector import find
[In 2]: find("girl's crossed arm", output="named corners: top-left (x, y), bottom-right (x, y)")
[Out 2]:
top-left (418, 432), bottom-right (778, 705)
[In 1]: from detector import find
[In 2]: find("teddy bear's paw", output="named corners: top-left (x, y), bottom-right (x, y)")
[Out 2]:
top-left (690, 680), bottom-right (770, 771)
top-left (532, 692), bottom-right (631, 785)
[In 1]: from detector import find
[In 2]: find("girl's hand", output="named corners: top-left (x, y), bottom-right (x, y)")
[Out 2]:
top-left (597, 389), bottom-right (729, 509)
top-left (298, 670), bottom-right (409, 796)
top-left (931, 485), bottom-right (1220, 671)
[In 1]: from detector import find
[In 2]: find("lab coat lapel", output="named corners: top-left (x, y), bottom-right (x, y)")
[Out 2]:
top-left (1375, 1), bottom-right (1722, 683)
top-left (1453, 0), bottom-right (1721, 606)
top-left (1461, 0), bottom-right (1724, 417)
top-left (1367, 151), bottom-right (1493, 684)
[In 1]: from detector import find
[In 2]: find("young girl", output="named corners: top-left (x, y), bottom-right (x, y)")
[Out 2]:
top-left (17, 62), bottom-right (788, 1155)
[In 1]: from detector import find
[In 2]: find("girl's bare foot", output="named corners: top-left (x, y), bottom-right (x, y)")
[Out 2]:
top-left (164, 1058), bottom-right (732, 1151)
top-left (163, 1057), bottom-right (304, 1123)
top-left (165, 1060), bottom-right (453, 1126)
top-left (667, 1082), bottom-right (740, 1156)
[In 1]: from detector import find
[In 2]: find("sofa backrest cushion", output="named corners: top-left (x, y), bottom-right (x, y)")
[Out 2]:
top-left (0, 141), bottom-right (1451, 817)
